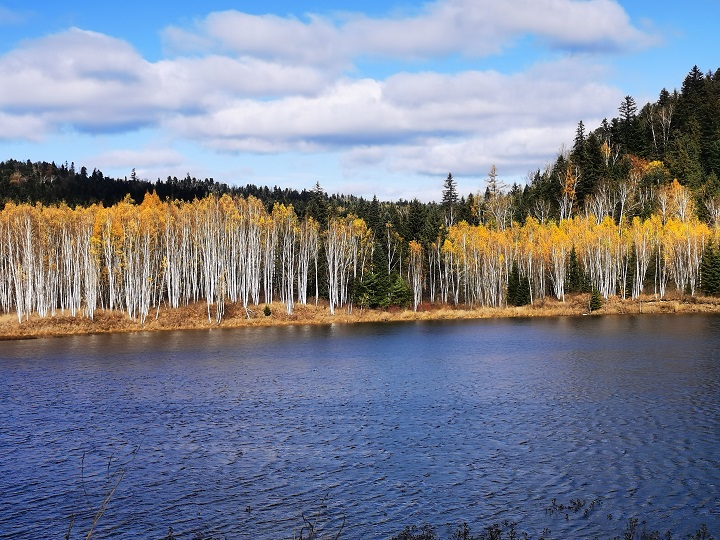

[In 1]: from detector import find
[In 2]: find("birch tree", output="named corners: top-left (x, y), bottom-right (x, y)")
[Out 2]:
top-left (408, 240), bottom-right (423, 311)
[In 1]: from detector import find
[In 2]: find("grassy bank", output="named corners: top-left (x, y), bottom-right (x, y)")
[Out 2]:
top-left (3, 292), bottom-right (720, 341)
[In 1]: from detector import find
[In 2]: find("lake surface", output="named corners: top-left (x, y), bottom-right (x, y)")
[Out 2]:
top-left (1, 315), bottom-right (719, 539)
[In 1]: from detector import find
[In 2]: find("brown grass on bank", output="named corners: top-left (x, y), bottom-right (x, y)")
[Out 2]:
top-left (3, 292), bottom-right (720, 341)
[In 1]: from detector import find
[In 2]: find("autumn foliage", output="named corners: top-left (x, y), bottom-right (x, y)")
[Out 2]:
top-left (1, 178), bottom-right (717, 327)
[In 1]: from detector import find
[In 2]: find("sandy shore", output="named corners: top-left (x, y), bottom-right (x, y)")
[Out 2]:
top-left (2, 293), bottom-right (720, 340)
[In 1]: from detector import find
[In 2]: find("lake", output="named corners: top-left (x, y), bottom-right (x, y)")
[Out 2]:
top-left (1, 315), bottom-right (719, 539)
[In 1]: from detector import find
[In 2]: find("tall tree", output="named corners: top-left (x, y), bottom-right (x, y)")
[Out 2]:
top-left (618, 95), bottom-right (640, 154)
top-left (441, 173), bottom-right (458, 227)
top-left (485, 164), bottom-right (504, 197)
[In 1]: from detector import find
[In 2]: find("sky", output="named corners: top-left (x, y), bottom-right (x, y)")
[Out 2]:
top-left (0, 1), bottom-right (719, 202)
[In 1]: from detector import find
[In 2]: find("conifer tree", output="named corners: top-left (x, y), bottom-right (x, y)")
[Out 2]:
top-left (566, 247), bottom-right (587, 293)
top-left (442, 173), bottom-right (458, 227)
top-left (700, 241), bottom-right (720, 296)
top-left (618, 95), bottom-right (641, 154)
top-left (507, 261), bottom-right (530, 306)
top-left (388, 274), bottom-right (411, 308)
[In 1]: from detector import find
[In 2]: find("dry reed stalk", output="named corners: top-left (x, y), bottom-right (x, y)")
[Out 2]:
top-left (3, 294), bottom-right (720, 340)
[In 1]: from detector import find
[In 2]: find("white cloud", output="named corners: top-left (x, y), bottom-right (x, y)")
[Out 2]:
top-left (157, 56), bottom-right (329, 102)
top-left (188, 11), bottom-right (346, 66)
top-left (165, 78), bottom-right (404, 148)
top-left (0, 28), bottom-right (332, 135)
top-left (164, 0), bottom-right (655, 62)
top-left (0, 111), bottom-right (48, 141)
top-left (0, 29), bottom-right (163, 131)
top-left (166, 58), bottom-right (622, 176)
top-left (374, 126), bottom-right (578, 179)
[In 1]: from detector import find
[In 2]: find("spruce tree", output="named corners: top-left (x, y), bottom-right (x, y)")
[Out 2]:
top-left (516, 272), bottom-right (531, 306)
top-left (618, 95), bottom-right (641, 154)
top-left (442, 173), bottom-right (458, 226)
top-left (357, 272), bottom-right (391, 308)
top-left (388, 274), bottom-right (411, 308)
top-left (306, 181), bottom-right (329, 226)
top-left (566, 247), bottom-right (588, 292)
top-left (507, 261), bottom-right (530, 306)
top-left (701, 241), bottom-right (720, 296)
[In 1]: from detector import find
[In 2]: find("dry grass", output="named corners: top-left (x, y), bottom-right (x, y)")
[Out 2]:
top-left (2, 292), bottom-right (720, 341)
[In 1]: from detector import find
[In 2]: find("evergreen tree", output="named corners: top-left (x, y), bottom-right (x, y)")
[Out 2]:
top-left (507, 261), bottom-right (530, 306)
top-left (566, 247), bottom-right (588, 293)
top-left (355, 271), bottom-right (392, 308)
top-left (463, 193), bottom-right (480, 225)
top-left (388, 274), bottom-right (412, 308)
top-left (353, 274), bottom-right (372, 310)
top-left (405, 199), bottom-right (428, 243)
top-left (701, 241), bottom-right (720, 296)
top-left (367, 195), bottom-right (383, 239)
top-left (442, 173), bottom-right (458, 226)
top-left (589, 289), bottom-right (603, 311)
top-left (516, 272), bottom-right (531, 306)
top-left (306, 181), bottom-right (328, 225)
top-left (618, 95), bottom-right (641, 154)
top-left (666, 123), bottom-right (704, 189)
top-left (576, 132), bottom-right (604, 205)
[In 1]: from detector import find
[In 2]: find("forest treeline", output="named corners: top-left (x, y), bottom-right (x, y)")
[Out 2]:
top-left (2, 65), bottom-right (720, 323)
top-left (1, 182), bottom-right (717, 324)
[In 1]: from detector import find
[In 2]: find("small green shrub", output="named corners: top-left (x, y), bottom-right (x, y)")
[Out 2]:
top-left (263, 305), bottom-right (271, 316)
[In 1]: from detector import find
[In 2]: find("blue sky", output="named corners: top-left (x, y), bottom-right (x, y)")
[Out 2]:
top-left (1, 1), bottom-right (718, 201)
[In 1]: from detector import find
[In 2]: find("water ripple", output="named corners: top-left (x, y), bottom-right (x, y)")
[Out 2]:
top-left (0, 315), bottom-right (719, 538)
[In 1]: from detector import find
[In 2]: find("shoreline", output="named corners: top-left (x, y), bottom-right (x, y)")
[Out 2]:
top-left (3, 293), bottom-right (720, 341)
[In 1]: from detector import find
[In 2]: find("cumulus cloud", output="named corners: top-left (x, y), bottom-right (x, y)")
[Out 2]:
top-left (0, 28), bottom-right (331, 135)
top-left (164, 11), bottom-right (348, 67)
top-left (0, 111), bottom-right (48, 141)
top-left (164, 0), bottom-right (655, 62)
top-left (0, 29), bottom-right (164, 132)
top-left (367, 126), bottom-right (578, 179)
top-left (166, 58), bottom-right (621, 176)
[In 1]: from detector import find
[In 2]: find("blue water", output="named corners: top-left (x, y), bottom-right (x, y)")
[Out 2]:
top-left (1, 315), bottom-right (719, 539)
